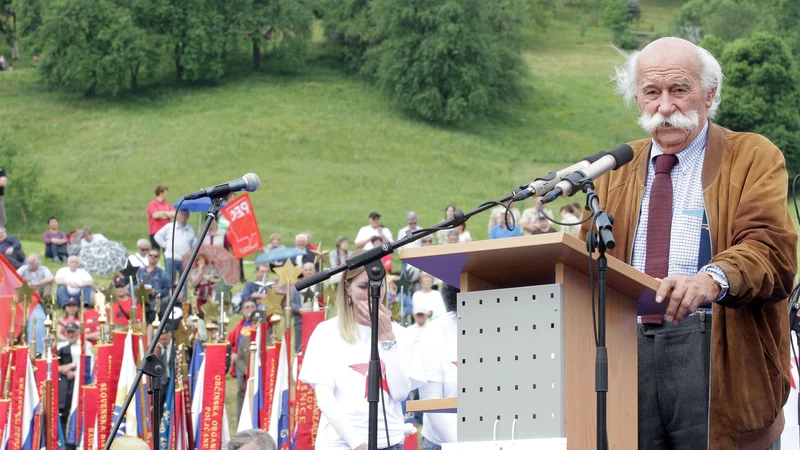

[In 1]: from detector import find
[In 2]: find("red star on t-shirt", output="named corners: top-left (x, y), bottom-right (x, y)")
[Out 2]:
top-left (349, 361), bottom-right (391, 397)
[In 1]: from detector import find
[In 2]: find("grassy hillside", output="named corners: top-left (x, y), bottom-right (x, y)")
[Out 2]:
top-left (0, 10), bottom-right (659, 253)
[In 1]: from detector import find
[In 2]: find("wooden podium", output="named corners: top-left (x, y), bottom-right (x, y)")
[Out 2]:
top-left (400, 232), bottom-right (664, 449)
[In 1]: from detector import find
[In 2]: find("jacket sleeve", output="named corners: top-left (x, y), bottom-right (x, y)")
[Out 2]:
top-left (712, 157), bottom-right (798, 308)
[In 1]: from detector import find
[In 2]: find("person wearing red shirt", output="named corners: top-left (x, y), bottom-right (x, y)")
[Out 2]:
top-left (147, 185), bottom-right (175, 253)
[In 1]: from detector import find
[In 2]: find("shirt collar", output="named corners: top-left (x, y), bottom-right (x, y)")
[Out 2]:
top-left (649, 120), bottom-right (709, 166)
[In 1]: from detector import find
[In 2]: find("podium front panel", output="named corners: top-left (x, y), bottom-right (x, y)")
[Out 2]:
top-left (457, 285), bottom-right (565, 442)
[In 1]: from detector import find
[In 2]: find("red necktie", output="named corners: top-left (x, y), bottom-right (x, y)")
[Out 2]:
top-left (641, 154), bottom-right (678, 324)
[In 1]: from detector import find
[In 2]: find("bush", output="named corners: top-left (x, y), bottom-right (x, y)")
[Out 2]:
top-left (0, 133), bottom-right (63, 232)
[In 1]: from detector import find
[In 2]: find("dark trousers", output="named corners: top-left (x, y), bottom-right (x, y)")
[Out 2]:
top-left (45, 242), bottom-right (68, 261)
top-left (639, 313), bottom-right (712, 450)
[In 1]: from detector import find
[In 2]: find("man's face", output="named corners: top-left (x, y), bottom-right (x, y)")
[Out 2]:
top-left (148, 251), bottom-right (160, 266)
top-left (414, 312), bottom-right (428, 327)
top-left (407, 219), bottom-right (418, 230)
top-left (447, 234), bottom-right (459, 244)
top-left (158, 332), bottom-right (172, 348)
top-left (209, 329), bottom-right (219, 341)
top-left (369, 216), bottom-right (381, 228)
top-left (68, 258), bottom-right (80, 271)
top-left (27, 257), bottom-right (38, 271)
top-left (302, 263), bottom-right (316, 279)
top-left (421, 277), bottom-right (433, 290)
top-left (49, 219), bottom-right (58, 229)
top-left (421, 239), bottom-right (433, 247)
top-left (85, 232), bottom-right (94, 242)
top-left (138, 243), bottom-right (150, 255)
top-left (0, 229), bottom-right (7, 241)
top-left (241, 302), bottom-right (256, 320)
top-left (256, 266), bottom-right (270, 280)
top-left (538, 218), bottom-right (551, 230)
top-left (177, 210), bottom-right (189, 225)
top-left (66, 330), bottom-right (79, 345)
top-left (295, 238), bottom-right (307, 249)
top-left (159, 189), bottom-right (168, 200)
top-left (634, 41), bottom-right (714, 154)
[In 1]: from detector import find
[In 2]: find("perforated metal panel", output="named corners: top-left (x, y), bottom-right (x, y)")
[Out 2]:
top-left (457, 284), bottom-right (565, 442)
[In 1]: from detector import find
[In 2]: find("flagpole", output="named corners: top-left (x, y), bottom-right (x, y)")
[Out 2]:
top-left (43, 316), bottom-right (54, 450)
top-left (104, 197), bottom-right (224, 450)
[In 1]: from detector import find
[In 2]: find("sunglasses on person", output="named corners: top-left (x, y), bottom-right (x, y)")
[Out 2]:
top-left (148, 253), bottom-right (160, 258)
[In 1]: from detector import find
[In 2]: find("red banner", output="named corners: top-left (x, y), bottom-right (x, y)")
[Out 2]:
top-left (35, 356), bottom-right (59, 450)
top-left (84, 385), bottom-right (98, 450)
top-left (0, 254), bottom-right (41, 348)
top-left (198, 344), bottom-right (227, 450)
top-left (293, 353), bottom-right (321, 450)
top-left (0, 399), bottom-right (9, 445)
top-left (260, 343), bottom-right (280, 432)
top-left (182, 374), bottom-right (194, 449)
top-left (96, 342), bottom-right (121, 450)
top-left (221, 193), bottom-right (263, 258)
top-left (8, 347), bottom-right (28, 450)
top-left (300, 311), bottom-right (324, 354)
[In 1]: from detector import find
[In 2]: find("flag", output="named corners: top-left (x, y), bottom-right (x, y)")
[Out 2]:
top-left (112, 330), bottom-right (138, 437)
top-left (293, 311), bottom-right (325, 450)
top-left (0, 254), bottom-right (41, 348)
top-left (159, 374), bottom-right (175, 450)
top-left (66, 341), bottom-right (93, 446)
top-left (173, 381), bottom-right (190, 450)
top-left (188, 340), bottom-right (204, 399)
top-left (83, 386), bottom-right (99, 450)
top-left (135, 336), bottom-right (152, 446)
top-left (197, 343), bottom-right (227, 450)
top-left (269, 332), bottom-right (291, 449)
top-left (221, 193), bottom-right (264, 258)
top-left (190, 356), bottom-right (205, 446)
top-left (21, 352), bottom-right (41, 450)
top-left (9, 347), bottom-right (31, 449)
top-left (238, 324), bottom-right (263, 433)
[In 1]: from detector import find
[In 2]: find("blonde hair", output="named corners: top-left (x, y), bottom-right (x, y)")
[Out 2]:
top-left (336, 266), bottom-right (387, 345)
top-left (110, 436), bottom-right (150, 450)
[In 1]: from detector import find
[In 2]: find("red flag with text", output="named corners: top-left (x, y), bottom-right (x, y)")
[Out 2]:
top-left (0, 254), bottom-right (41, 348)
top-left (221, 194), bottom-right (263, 259)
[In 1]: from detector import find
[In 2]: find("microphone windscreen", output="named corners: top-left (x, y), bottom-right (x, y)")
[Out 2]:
top-left (243, 173), bottom-right (261, 192)
top-left (608, 144), bottom-right (635, 168)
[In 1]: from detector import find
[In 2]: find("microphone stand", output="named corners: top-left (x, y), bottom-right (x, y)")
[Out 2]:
top-left (295, 192), bottom-right (519, 450)
top-left (104, 198), bottom-right (224, 450)
top-left (562, 176), bottom-right (614, 450)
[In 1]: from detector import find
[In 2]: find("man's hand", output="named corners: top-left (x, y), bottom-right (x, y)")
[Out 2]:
top-left (656, 273), bottom-right (720, 324)
top-left (4, 248), bottom-right (11, 256)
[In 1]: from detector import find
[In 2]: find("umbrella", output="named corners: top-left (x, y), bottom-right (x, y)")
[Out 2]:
top-left (79, 241), bottom-right (129, 275)
top-left (256, 247), bottom-right (306, 264)
top-left (181, 245), bottom-right (241, 285)
top-left (173, 197), bottom-right (228, 213)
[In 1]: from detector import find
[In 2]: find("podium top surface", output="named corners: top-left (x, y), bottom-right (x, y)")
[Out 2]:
top-left (400, 232), bottom-right (663, 314)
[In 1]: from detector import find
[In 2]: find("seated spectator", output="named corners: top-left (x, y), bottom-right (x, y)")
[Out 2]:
top-left (42, 216), bottom-right (68, 262)
top-left (202, 219), bottom-right (227, 247)
top-left (79, 227), bottom-right (108, 249)
top-left (355, 211), bottom-right (393, 250)
top-left (489, 219), bottom-right (523, 240)
top-left (189, 254), bottom-right (220, 311)
top-left (56, 297), bottom-right (82, 342)
top-left (559, 204), bottom-right (581, 238)
top-left (17, 254), bottom-right (54, 297)
top-left (489, 200), bottom-right (521, 235)
top-left (292, 234), bottom-right (316, 267)
top-left (0, 226), bottom-right (25, 268)
top-left (398, 211), bottom-right (423, 249)
top-left (137, 250), bottom-right (171, 341)
top-left (240, 264), bottom-right (271, 305)
top-left (457, 222), bottom-right (472, 242)
top-left (412, 273), bottom-right (446, 320)
top-left (0, 55), bottom-right (5, 71)
top-left (369, 236), bottom-right (393, 273)
top-left (532, 212), bottom-right (558, 235)
top-left (446, 230), bottom-right (459, 244)
top-left (54, 256), bottom-right (95, 307)
top-left (128, 239), bottom-right (151, 268)
top-left (520, 200), bottom-right (554, 236)
top-left (263, 233), bottom-right (284, 253)
top-left (437, 205), bottom-right (457, 244)
top-left (302, 231), bottom-right (318, 251)
top-left (329, 236), bottom-right (352, 267)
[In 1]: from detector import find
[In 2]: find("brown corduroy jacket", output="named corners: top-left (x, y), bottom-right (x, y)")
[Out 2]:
top-left (580, 123), bottom-right (798, 449)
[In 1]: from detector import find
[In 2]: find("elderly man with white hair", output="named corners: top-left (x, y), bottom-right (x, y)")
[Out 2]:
top-left (127, 238), bottom-right (152, 268)
top-left (54, 255), bottom-right (96, 307)
top-left (17, 254), bottom-right (54, 297)
top-left (580, 37), bottom-right (795, 450)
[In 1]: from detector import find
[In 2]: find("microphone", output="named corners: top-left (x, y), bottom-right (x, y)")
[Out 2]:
top-left (513, 151), bottom-right (607, 201)
top-left (540, 144), bottom-right (634, 204)
top-left (183, 173), bottom-right (261, 200)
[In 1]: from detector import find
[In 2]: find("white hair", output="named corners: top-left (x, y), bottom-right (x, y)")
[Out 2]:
top-left (136, 238), bottom-right (150, 248)
top-left (612, 42), bottom-right (724, 120)
top-left (295, 233), bottom-right (308, 243)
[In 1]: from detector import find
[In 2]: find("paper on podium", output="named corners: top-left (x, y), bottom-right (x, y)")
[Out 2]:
top-left (443, 438), bottom-right (567, 449)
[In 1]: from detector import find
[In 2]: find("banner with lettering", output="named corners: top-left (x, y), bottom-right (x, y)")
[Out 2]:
top-left (83, 386), bottom-right (98, 450)
top-left (8, 346), bottom-right (29, 450)
top-left (221, 193), bottom-right (263, 259)
top-left (96, 343), bottom-right (117, 450)
top-left (293, 311), bottom-right (325, 450)
top-left (198, 343), bottom-right (227, 450)
top-left (260, 343), bottom-right (280, 432)
top-left (35, 356), bottom-right (60, 450)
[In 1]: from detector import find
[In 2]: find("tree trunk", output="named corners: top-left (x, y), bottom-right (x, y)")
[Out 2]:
top-left (11, 41), bottom-right (18, 60)
top-left (253, 40), bottom-right (261, 70)
top-left (131, 70), bottom-right (138, 90)
top-left (86, 81), bottom-right (96, 96)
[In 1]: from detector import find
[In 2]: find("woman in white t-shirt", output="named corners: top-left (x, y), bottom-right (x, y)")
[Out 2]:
top-left (299, 266), bottom-right (425, 450)
top-left (412, 273), bottom-right (446, 321)
top-left (419, 283), bottom-right (459, 449)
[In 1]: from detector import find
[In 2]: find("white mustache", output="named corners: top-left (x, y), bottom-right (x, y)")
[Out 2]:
top-left (637, 110), bottom-right (700, 134)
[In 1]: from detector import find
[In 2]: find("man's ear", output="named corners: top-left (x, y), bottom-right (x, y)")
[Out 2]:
top-left (706, 87), bottom-right (717, 109)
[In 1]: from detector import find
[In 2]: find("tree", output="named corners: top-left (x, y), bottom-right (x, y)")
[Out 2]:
top-left (714, 33), bottom-right (800, 177)
top-left (34, 0), bottom-right (154, 95)
top-left (319, 0), bottom-right (374, 70)
top-left (364, 0), bottom-right (527, 123)
top-left (603, 0), bottom-right (636, 49)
